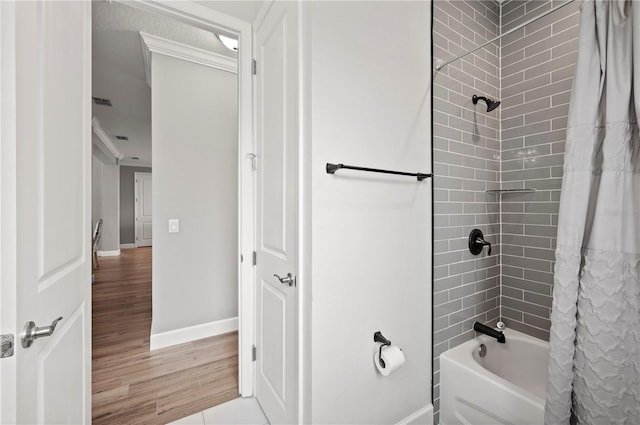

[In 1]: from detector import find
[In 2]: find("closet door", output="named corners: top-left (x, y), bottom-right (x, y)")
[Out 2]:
top-left (135, 172), bottom-right (153, 247)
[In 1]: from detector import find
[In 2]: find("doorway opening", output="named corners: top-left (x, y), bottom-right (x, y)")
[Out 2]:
top-left (90, 1), bottom-right (255, 423)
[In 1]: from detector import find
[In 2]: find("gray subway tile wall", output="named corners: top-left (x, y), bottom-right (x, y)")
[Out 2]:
top-left (432, 0), bottom-right (580, 421)
top-left (432, 1), bottom-right (501, 421)
top-left (499, 0), bottom-right (579, 340)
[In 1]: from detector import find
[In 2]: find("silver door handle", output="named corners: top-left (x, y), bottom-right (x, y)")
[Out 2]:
top-left (21, 316), bottom-right (63, 348)
top-left (274, 273), bottom-right (296, 287)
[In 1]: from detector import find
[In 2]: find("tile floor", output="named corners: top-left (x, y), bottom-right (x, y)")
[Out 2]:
top-left (169, 397), bottom-right (269, 425)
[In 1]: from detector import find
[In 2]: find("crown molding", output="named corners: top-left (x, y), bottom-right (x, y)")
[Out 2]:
top-left (119, 160), bottom-right (152, 168)
top-left (92, 117), bottom-right (123, 161)
top-left (139, 31), bottom-right (237, 86)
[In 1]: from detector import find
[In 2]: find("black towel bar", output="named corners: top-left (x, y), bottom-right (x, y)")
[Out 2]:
top-left (326, 163), bottom-right (432, 182)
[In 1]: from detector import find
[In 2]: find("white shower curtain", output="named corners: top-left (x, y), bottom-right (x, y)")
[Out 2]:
top-left (544, 1), bottom-right (640, 424)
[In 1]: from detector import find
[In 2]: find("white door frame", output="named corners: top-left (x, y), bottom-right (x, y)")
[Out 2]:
top-left (111, 1), bottom-right (256, 397)
top-left (0, 2), bottom-right (18, 422)
top-left (134, 172), bottom-right (152, 248)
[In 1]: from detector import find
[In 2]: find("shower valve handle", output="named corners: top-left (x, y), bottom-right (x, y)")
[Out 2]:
top-left (469, 229), bottom-right (492, 256)
top-left (476, 238), bottom-right (492, 255)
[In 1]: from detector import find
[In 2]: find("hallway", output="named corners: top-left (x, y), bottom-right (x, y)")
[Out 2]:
top-left (92, 248), bottom-right (239, 425)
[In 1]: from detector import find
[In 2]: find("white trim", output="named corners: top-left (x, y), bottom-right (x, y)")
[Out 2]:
top-left (91, 117), bottom-right (123, 161)
top-left (140, 31), bottom-right (237, 86)
top-left (97, 250), bottom-right (120, 257)
top-left (0, 2), bottom-right (18, 423)
top-left (395, 404), bottom-right (434, 425)
top-left (119, 243), bottom-right (135, 249)
top-left (298, 1), bottom-right (312, 423)
top-left (150, 317), bottom-right (238, 351)
top-left (119, 159), bottom-right (151, 168)
top-left (118, 0), bottom-right (255, 398)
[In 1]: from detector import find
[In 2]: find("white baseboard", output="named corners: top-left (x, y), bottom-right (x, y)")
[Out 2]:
top-left (120, 243), bottom-right (135, 249)
top-left (97, 249), bottom-right (121, 257)
top-left (150, 316), bottom-right (238, 351)
top-left (396, 404), bottom-right (434, 425)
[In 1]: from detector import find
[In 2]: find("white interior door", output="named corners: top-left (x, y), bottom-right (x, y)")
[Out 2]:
top-left (254, 2), bottom-right (299, 424)
top-left (135, 172), bottom-right (152, 247)
top-left (0, 1), bottom-right (92, 424)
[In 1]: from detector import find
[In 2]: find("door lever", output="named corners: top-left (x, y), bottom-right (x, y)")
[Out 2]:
top-left (475, 238), bottom-right (492, 255)
top-left (21, 316), bottom-right (63, 348)
top-left (274, 273), bottom-right (296, 287)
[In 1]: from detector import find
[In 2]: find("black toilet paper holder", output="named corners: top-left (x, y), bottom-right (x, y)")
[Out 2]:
top-left (374, 331), bottom-right (391, 368)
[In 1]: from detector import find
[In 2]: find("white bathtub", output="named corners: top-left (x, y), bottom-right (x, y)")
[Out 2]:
top-left (439, 328), bottom-right (550, 425)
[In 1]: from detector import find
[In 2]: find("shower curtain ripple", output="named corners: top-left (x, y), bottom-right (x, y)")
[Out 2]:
top-left (544, 2), bottom-right (640, 423)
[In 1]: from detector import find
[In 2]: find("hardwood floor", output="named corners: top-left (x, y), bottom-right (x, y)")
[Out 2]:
top-left (92, 247), bottom-right (239, 425)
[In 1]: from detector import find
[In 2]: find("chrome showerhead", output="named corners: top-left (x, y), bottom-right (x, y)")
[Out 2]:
top-left (472, 95), bottom-right (501, 112)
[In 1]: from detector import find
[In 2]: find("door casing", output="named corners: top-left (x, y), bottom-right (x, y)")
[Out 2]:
top-left (0, 2), bottom-right (18, 423)
top-left (119, 0), bottom-right (256, 397)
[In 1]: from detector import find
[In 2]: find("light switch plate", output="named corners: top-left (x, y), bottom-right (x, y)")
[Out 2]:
top-left (168, 219), bottom-right (179, 233)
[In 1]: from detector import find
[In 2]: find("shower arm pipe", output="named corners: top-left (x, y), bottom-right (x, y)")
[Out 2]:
top-left (434, 0), bottom-right (576, 72)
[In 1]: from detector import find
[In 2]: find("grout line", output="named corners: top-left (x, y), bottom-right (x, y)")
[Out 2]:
top-left (502, 50), bottom-right (578, 78)
top-left (503, 1), bottom-right (552, 30)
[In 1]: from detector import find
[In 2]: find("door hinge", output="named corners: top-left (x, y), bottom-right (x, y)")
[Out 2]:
top-left (252, 251), bottom-right (257, 266)
top-left (252, 59), bottom-right (257, 75)
top-left (247, 153), bottom-right (257, 171)
top-left (252, 345), bottom-right (257, 361)
top-left (1, 334), bottom-right (14, 358)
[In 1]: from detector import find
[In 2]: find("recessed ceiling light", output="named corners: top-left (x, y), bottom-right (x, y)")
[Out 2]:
top-left (216, 34), bottom-right (238, 52)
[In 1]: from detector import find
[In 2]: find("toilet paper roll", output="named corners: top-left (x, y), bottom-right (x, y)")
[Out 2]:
top-left (374, 345), bottom-right (405, 376)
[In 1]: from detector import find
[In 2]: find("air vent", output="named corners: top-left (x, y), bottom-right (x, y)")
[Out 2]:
top-left (115, 135), bottom-right (129, 141)
top-left (92, 97), bottom-right (112, 107)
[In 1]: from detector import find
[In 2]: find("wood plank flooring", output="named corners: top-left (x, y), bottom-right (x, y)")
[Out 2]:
top-left (92, 247), bottom-right (239, 425)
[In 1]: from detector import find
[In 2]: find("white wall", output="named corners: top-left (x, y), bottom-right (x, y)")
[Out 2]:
top-left (92, 154), bottom-right (120, 253)
top-left (150, 53), bottom-right (239, 338)
top-left (307, 2), bottom-right (433, 423)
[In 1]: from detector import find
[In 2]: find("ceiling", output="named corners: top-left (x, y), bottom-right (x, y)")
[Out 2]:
top-left (92, 1), bottom-right (260, 167)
